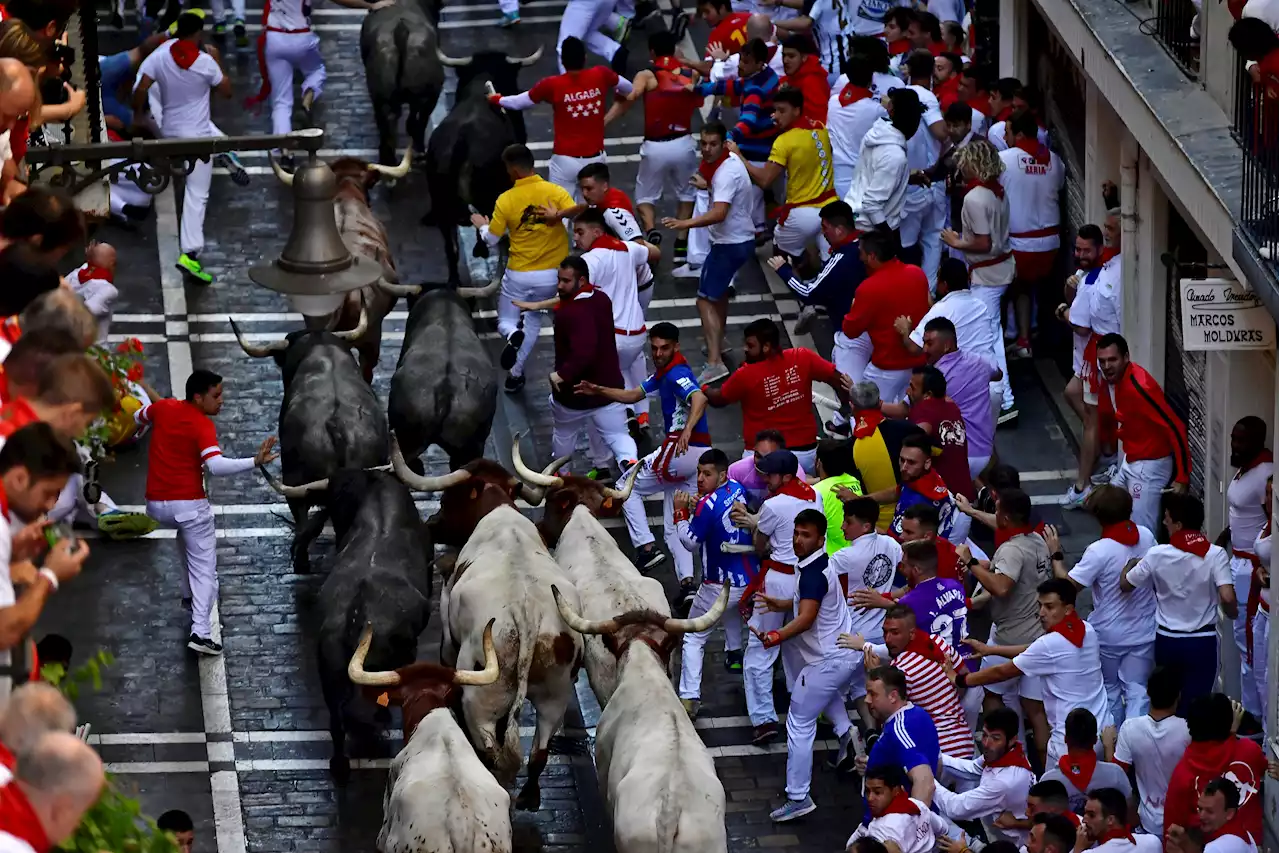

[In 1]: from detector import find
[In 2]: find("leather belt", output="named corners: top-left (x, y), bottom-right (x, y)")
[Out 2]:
top-left (1010, 226), bottom-right (1058, 238)
top-left (762, 558), bottom-right (795, 575)
top-left (266, 25), bottom-right (310, 32)
top-left (638, 280), bottom-right (653, 292)
top-left (554, 149), bottom-right (606, 159)
top-left (615, 326), bottom-right (647, 336)
top-left (969, 250), bottom-right (1013, 271)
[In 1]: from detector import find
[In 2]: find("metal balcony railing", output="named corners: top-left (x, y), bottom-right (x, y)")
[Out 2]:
top-left (1231, 58), bottom-right (1278, 263)
top-left (1151, 0), bottom-right (1200, 76)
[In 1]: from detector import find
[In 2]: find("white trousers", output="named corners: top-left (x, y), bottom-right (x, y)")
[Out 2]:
top-left (1231, 555), bottom-right (1268, 718)
top-left (265, 31), bottom-right (325, 139)
top-left (1109, 454), bottom-right (1174, 533)
top-left (635, 136), bottom-right (698, 205)
top-left (48, 473), bottom-right (118, 526)
top-left (785, 651), bottom-right (857, 799)
top-left (180, 156), bottom-right (212, 256)
top-left (548, 152), bottom-right (606, 203)
top-left (864, 363), bottom-right (912, 404)
top-left (900, 191), bottom-right (945, 292)
top-left (622, 441), bottom-right (704, 581)
top-left (550, 398), bottom-right (637, 468)
top-left (774, 207), bottom-right (827, 258)
top-left (616, 333), bottom-right (649, 416)
top-left (209, 0), bottom-right (245, 20)
top-left (1100, 640), bottom-right (1155, 724)
top-left (147, 498), bottom-right (218, 638)
top-left (556, 0), bottom-right (621, 69)
top-left (971, 283), bottom-right (1015, 410)
top-left (498, 268), bottom-right (558, 378)
top-left (109, 174), bottom-right (154, 216)
top-left (747, 159), bottom-right (771, 231)
top-left (679, 581), bottom-right (747, 700)
top-left (830, 331), bottom-right (872, 427)
top-left (745, 569), bottom-right (797, 726)
top-left (687, 190), bottom-right (711, 266)
top-left (833, 162), bottom-right (854, 201)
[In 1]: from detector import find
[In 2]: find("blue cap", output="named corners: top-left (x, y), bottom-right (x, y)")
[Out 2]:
top-left (756, 449), bottom-right (798, 476)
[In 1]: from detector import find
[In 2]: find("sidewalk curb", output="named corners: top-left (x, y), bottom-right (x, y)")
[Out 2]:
top-left (1033, 356), bottom-right (1085, 451)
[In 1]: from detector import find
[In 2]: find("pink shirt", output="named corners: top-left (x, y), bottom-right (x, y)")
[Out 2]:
top-left (727, 457), bottom-right (810, 505)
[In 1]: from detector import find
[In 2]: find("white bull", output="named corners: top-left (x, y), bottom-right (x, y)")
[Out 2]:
top-left (551, 574), bottom-right (731, 853)
top-left (347, 622), bottom-right (511, 853)
top-left (442, 504), bottom-right (584, 811)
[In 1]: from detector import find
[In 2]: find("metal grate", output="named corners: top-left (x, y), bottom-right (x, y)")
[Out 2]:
top-left (1231, 56), bottom-right (1278, 262)
top-left (1151, 0), bottom-right (1200, 77)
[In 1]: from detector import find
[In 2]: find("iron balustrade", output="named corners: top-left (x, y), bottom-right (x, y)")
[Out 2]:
top-left (1231, 57), bottom-right (1278, 262)
top-left (1151, 0), bottom-right (1200, 76)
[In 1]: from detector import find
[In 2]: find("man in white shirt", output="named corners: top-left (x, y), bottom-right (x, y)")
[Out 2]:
top-left (958, 577), bottom-right (1112, 765)
top-left (1111, 665), bottom-right (1192, 834)
top-left (834, 496), bottom-right (903, 647)
top-left (64, 242), bottom-right (118, 345)
top-left (935, 707), bottom-right (1036, 847)
top-left (1121, 494), bottom-right (1237, 715)
top-left (1082, 787), bottom-right (1162, 853)
top-left (844, 87), bottom-right (920, 236)
top-left (827, 54), bottom-right (887, 199)
top-left (848, 765), bottom-right (962, 853)
top-left (731, 449), bottom-right (824, 745)
top-left (754, 510), bottom-right (859, 822)
top-left (1219, 417), bottom-right (1272, 725)
top-left (132, 11), bottom-right (232, 285)
top-left (1052, 484), bottom-right (1157, 723)
top-left (1038, 708), bottom-right (1133, 812)
top-left (1058, 224), bottom-right (1108, 508)
top-left (899, 51), bottom-right (948, 290)
top-left (998, 111), bottom-right (1064, 361)
top-left (662, 122), bottom-right (758, 386)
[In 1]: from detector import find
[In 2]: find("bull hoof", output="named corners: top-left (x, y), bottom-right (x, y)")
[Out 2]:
top-left (329, 756), bottom-right (351, 786)
top-left (292, 553), bottom-right (312, 575)
top-left (514, 784), bottom-right (541, 811)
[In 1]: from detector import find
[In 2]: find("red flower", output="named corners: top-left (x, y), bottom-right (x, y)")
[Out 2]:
top-left (130, 338), bottom-right (143, 353)
top-left (126, 364), bottom-right (144, 382)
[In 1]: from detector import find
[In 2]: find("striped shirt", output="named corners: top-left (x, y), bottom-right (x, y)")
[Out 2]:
top-left (894, 634), bottom-right (973, 759)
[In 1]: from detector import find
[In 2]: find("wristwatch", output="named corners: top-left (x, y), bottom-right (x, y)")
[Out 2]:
top-left (966, 558), bottom-right (979, 569)
top-left (1050, 551), bottom-right (1065, 562)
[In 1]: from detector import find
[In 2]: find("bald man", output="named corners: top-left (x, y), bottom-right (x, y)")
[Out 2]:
top-left (0, 60), bottom-right (36, 205)
top-left (0, 683), bottom-right (75, 771)
top-left (65, 243), bottom-right (119, 344)
top-left (0, 731), bottom-right (105, 851)
top-left (710, 13), bottom-right (785, 81)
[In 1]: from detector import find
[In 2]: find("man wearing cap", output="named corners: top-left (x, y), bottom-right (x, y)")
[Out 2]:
top-left (731, 448), bottom-right (824, 746)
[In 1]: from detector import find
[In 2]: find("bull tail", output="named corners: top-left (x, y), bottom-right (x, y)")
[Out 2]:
top-left (500, 621), bottom-right (533, 780)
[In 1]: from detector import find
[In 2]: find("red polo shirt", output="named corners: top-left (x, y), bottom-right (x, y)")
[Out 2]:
top-left (841, 259), bottom-right (930, 371)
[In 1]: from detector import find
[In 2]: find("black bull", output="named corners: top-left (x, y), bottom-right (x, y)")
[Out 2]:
top-left (231, 323), bottom-right (389, 574)
top-left (361, 0), bottom-right (445, 166)
top-left (422, 47), bottom-right (542, 286)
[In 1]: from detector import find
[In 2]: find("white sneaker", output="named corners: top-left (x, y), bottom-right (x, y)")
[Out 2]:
top-left (1060, 483), bottom-right (1092, 509)
top-left (697, 362), bottom-right (730, 384)
top-left (671, 263), bottom-right (701, 279)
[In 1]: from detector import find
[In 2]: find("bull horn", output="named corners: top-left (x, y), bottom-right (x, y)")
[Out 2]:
top-left (511, 434), bottom-right (563, 489)
top-left (436, 47), bottom-right (473, 67)
top-left (452, 619), bottom-right (501, 686)
top-left (368, 147), bottom-right (413, 179)
top-left (455, 277), bottom-right (501, 299)
top-left (333, 300), bottom-right (369, 342)
top-left (390, 432), bottom-right (473, 492)
top-left (517, 451), bottom-right (572, 506)
top-left (551, 585), bottom-right (618, 635)
top-left (348, 623), bottom-right (401, 686)
top-left (230, 317), bottom-right (288, 357)
top-left (377, 279), bottom-right (422, 297)
top-left (663, 581), bottom-right (730, 634)
top-left (268, 152), bottom-right (295, 187)
top-left (601, 460), bottom-right (641, 502)
top-left (507, 45), bottom-right (544, 66)
top-left (258, 464), bottom-right (329, 499)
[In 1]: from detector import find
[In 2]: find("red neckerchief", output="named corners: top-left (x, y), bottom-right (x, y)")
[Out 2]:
top-left (77, 265), bottom-right (114, 284)
top-left (1171, 529), bottom-right (1211, 558)
top-left (0, 743), bottom-right (13, 771)
top-left (791, 115), bottom-right (826, 131)
top-left (902, 629), bottom-right (946, 665)
top-left (967, 94), bottom-right (991, 116)
top-left (1206, 821), bottom-right (1254, 845)
top-left (0, 317), bottom-right (21, 347)
top-left (1057, 746), bottom-right (1099, 791)
top-left (1014, 136), bottom-right (1051, 166)
top-left (1100, 246), bottom-right (1120, 264)
top-left (169, 39), bottom-right (201, 69)
top-left (1101, 521), bottom-right (1140, 546)
top-left (698, 151), bottom-right (730, 184)
top-left (877, 790), bottom-right (921, 817)
top-left (1048, 609), bottom-right (1087, 648)
top-left (1097, 827), bottom-right (1136, 845)
top-left (887, 37), bottom-right (910, 55)
top-left (0, 781), bottom-right (51, 853)
top-left (589, 233), bottom-right (629, 252)
top-left (773, 477), bottom-right (817, 502)
top-left (965, 177), bottom-right (1004, 200)
top-left (246, 0), bottom-right (274, 107)
top-left (908, 469), bottom-right (950, 502)
top-left (928, 41), bottom-right (945, 56)
top-left (0, 481), bottom-right (8, 520)
top-left (994, 105), bottom-right (1013, 122)
top-left (988, 742), bottom-right (1033, 771)
top-left (651, 351), bottom-right (690, 382)
top-left (839, 83), bottom-right (873, 107)
top-left (935, 75), bottom-right (961, 109)
top-left (994, 524), bottom-right (1035, 549)
top-left (853, 409), bottom-right (885, 439)
top-left (601, 187), bottom-right (635, 214)
top-left (935, 538), bottom-right (961, 582)
top-left (1236, 449), bottom-right (1274, 477)
top-left (555, 282), bottom-right (595, 309)
top-left (0, 399), bottom-right (40, 441)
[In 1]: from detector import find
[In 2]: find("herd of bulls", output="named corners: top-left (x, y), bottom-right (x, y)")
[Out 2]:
top-left (228, 46), bottom-right (735, 847)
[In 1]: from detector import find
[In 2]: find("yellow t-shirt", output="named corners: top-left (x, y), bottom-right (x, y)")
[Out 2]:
top-left (853, 430), bottom-right (897, 532)
top-left (767, 125), bottom-right (835, 208)
top-left (489, 175), bottom-right (576, 272)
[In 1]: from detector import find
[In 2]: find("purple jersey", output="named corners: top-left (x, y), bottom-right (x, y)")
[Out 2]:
top-left (899, 577), bottom-right (969, 653)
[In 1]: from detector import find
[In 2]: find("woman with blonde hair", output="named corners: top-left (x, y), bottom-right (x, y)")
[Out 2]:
top-left (941, 137), bottom-right (1015, 332)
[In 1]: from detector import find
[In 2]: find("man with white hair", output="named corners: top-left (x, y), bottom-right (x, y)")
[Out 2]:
top-left (0, 731), bottom-right (105, 852)
top-left (0, 684), bottom-right (76, 773)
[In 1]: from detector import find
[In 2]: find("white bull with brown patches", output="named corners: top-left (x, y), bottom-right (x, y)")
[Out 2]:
top-left (269, 150), bottom-right (421, 382)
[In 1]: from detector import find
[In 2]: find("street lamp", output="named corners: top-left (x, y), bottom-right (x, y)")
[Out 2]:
top-left (25, 127), bottom-right (378, 317)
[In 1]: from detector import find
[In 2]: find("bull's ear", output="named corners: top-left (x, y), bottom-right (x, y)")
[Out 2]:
top-left (555, 491), bottom-right (574, 511)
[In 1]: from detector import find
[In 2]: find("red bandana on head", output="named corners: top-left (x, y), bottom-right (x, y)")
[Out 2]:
top-left (1057, 747), bottom-right (1099, 791)
top-left (589, 234), bottom-right (629, 252)
top-left (908, 469), bottom-right (950, 502)
top-left (1015, 137), bottom-right (1051, 166)
top-left (1048, 610), bottom-right (1087, 648)
top-left (988, 742), bottom-right (1033, 771)
top-left (1171, 530), bottom-right (1211, 558)
top-left (169, 39), bottom-right (201, 69)
top-left (853, 409), bottom-right (885, 439)
top-left (1101, 521), bottom-right (1140, 546)
top-left (839, 83), bottom-right (873, 107)
top-left (877, 790), bottom-right (921, 817)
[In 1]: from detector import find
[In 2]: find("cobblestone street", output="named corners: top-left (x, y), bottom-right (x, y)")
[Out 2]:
top-left (39, 5), bottom-right (1104, 851)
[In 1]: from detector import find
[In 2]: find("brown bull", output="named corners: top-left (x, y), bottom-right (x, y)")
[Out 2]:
top-left (270, 150), bottom-right (421, 382)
